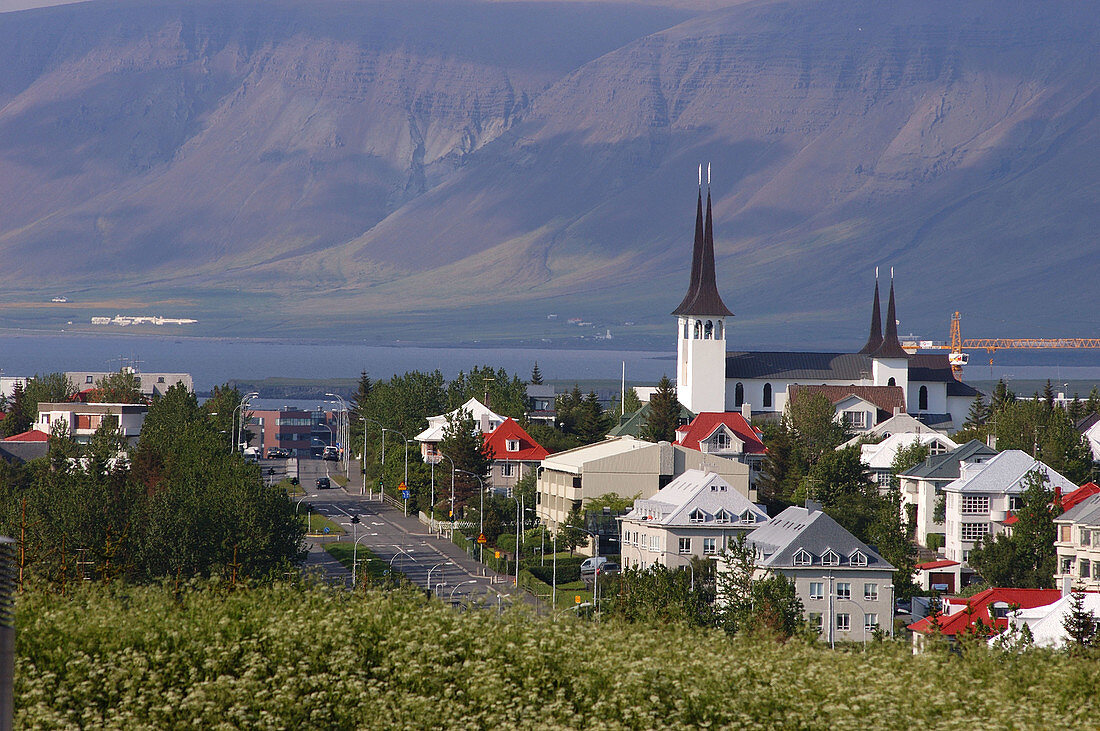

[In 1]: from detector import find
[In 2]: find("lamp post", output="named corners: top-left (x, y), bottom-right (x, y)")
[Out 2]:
top-left (360, 416), bottom-right (383, 497)
top-left (437, 453), bottom-right (457, 531)
top-left (381, 428), bottom-right (410, 508)
top-left (232, 391), bottom-right (259, 452)
top-left (427, 562), bottom-right (452, 593)
top-left (572, 525), bottom-right (601, 621)
top-left (450, 579), bottom-right (478, 602)
top-left (351, 532), bottom-right (370, 588)
top-left (325, 393), bottom-right (351, 478)
top-left (456, 469), bottom-right (486, 563)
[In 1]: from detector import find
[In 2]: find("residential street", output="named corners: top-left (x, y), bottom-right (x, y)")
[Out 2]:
top-left (292, 457), bottom-right (527, 607)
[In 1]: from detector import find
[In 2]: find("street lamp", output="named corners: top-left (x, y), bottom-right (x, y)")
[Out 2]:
top-left (232, 392), bottom-right (259, 452)
top-left (360, 416), bottom-right (384, 497)
top-left (450, 579), bottom-right (478, 602)
top-left (326, 393), bottom-right (351, 478)
top-left (455, 469), bottom-right (486, 563)
top-left (427, 561), bottom-right (452, 593)
top-left (381, 428), bottom-right (410, 508)
top-left (351, 532), bottom-right (370, 588)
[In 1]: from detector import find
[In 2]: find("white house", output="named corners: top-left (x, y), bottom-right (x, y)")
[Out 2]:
top-left (619, 470), bottom-right (767, 570)
top-left (668, 190), bottom-right (980, 429)
top-left (1078, 413), bottom-right (1100, 462)
top-left (36, 402), bottom-right (148, 445)
top-left (415, 397), bottom-right (506, 461)
top-left (1054, 492), bottom-right (1100, 592)
top-left (897, 440), bottom-right (997, 549)
top-left (941, 450), bottom-right (1077, 564)
top-left (856, 432), bottom-right (958, 488)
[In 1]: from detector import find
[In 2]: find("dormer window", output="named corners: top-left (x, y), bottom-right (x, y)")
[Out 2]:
top-left (711, 431), bottom-right (731, 450)
top-left (849, 551), bottom-right (868, 567)
top-left (715, 509), bottom-right (732, 524)
top-left (739, 510), bottom-right (756, 524)
top-left (689, 508), bottom-right (706, 524)
top-left (506, 439), bottom-right (520, 452)
top-left (793, 549), bottom-right (812, 566)
top-left (821, 550), bottom-right (840, 566)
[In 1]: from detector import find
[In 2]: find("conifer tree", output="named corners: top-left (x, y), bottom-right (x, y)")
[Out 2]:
top-left (1087, 387), bottom-right (1100, 417)
top-left (530, 362), bottom-right (543, 385)
top-left (1062, 587), bottom-right (1098, 650)
top-left (991, 379), bottom-right (1016, 415)
top-left (1042, 380), bottom-right (1056, 410)
top-left (962, 393), bottom-right (989, 430)
top-left (640, 376), bottom-right (680, 443)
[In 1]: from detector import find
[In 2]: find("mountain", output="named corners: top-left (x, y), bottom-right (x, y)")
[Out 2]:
top-left (0, 0), bottom-right (1097, 348)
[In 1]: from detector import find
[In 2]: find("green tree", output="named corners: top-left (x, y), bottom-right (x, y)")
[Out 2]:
top-left (576, 391), bottom-right (611, 444)
top-left (3, 373), bottom-right (77, 436)
top-left (585, 492), bottom-right (638, 514)
top-left (787, 392), bottom-right (847, 465)
top-left (89, 370), bottom-right (143, 403)
top-left (530, 362), bottom-right (543, 385)
top-left (969, 469), bottom-right (1059, 588)
top-left (0, 380), bottom-right (32, 437)
top-left (438, 408), bottom-right (492, 512)
top-left (716, 534), bottom-right (804, 638)
top-left (1062, 587), bottom-right (1098, 651)
top-left (1087, 387), bottom-right (1100, 417)
top-left (446, 366), bottom-right (527, 419)
top-left (756, 422), bottom-right (802, 509)
top-left (996, 399), bottom-right (1092, 484)
top-left (962, 393), bottom-right (989, 431)
top-left (607, 562), bottom-right (714, 626)
top-left (991, 379), bottom-right (1016, 415)
top-left (890, 441), bottom-right (930, 487)
top-left (640, 375), bottom-right (680, 443)
top-left (559, 507), bottom-right (589, 556)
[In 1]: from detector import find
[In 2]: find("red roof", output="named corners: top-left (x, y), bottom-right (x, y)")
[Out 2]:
top-left (1062, 482), bottom-right (1100, 512)
top-left (4, 429), bottom-right (50, 442)
top-left (915, 559), bottom-right (959, 571)
top-left (482, 418), bottom-right (548, 462)
top-left (675, 412), bottom-right (766, 455)
top-left (908, 588), bottom-right (1061, 636)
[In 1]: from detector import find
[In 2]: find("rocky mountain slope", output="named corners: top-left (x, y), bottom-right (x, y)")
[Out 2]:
top-left (0, 0), bottom-right (1096, 346)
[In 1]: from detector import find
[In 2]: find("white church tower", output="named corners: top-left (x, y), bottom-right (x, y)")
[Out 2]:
top-left (673, 175), bottom-right (732, 414)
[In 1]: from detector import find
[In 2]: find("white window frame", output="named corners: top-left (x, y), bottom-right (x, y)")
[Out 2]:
top-left (809, 582), bottom-right (824, 600)
top-left (506, 439), bottom-right (520, 453)
top-left (836, 582), bottom-right (851, 600)
top-left (961, 495), bottom-right (990, 515)
top-left (714, 509), bottom-right (731, 524)
top-left (836, 613), bottom-right (851, 632)
top-left (678, 537), bottom-right (691, 554)
top-left (849, 551), bottom-right (868, 567)
top-left (740, 510), bottom-right (757, 524)
top-left (649, 535), bottom-right (659, 552)
top-left (793, 549), bottom-right (812, 567)
top-left (703, 537), bottom-right (717, 555)
top-left (960, 522), bottom-right (989, 542)
top-left (864, 583), bottom-right (878, 602)
top-left (821, 550), bottom-right (840, 567)
top-left (689, 509), bottom-right (706, 524)
top-left (501, 463), bottom-right (515, 478)
top-left (864, 613), bottom-right (878, 632)
top-left (843, 410), bottom-right (866, 429)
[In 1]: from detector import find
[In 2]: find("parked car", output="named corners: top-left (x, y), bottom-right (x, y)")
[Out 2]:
top-left (579, 557), bottom-right (608, 576)
top-left (316, 477), bottom-right (331, 489)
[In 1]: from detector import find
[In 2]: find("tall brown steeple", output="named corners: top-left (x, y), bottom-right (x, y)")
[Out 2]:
top-left (672, 185), bottom-right (733, 317)
top-left (872, 275), bottom-right (909, 359)
top-left (857, 274), bottom-right (883, 355)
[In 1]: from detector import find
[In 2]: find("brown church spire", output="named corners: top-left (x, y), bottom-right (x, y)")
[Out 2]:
top-left (872, 273), bottom-right (909, 359)
top-left (672, 176), bottom-right (733, 318)
top-left (857, 272), bottom-right (883, 355)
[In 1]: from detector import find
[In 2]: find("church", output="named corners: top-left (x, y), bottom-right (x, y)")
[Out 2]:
top-left (672, 184), bottom-right (979, 432)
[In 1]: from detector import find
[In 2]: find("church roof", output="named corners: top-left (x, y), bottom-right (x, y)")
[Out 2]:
top-left (857, 278), bottom-right (883, 355)
top-left (787, 384), bottom-right (906, 422)
top-left (870, 279), bottom-right (909, 359)
top-left (672, 189), bottom-right (733, 317)
top-left (726, 352), bottom-right (872, 381)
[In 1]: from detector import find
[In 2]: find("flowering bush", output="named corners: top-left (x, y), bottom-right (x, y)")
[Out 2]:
top-left (14, 583), bottom-right (1100, 728)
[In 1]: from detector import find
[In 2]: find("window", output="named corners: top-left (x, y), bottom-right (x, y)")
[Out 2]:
top-left (809, 612), bottom-right (823, 634)
top-left (1061, 556), bottom-right (1074, 574)
top-left (704, 320), bottom-right (713, 339)
top-left (714, 510), bottom-right (732, 524)
top-left (961, 522), bottom-right (989, 542)
top-left (1009, 496), bottom-right (1023, 511)
top-left (1061, 525), bottom-right (1073, 542)
top-left (864, 583), bottom-right (878, 602)
top-left (85, 375), bottom-right (94, 384)
top-left (929, 439), bottom-right (950, 456)
top-left (711, 431), bottom-right (731, 450)
top-left (822, 550), bottom-right (840, 567)
top-left (157, 376), bottom-right (165, 384)
top-left (501, 463), bottom-right (515, 478)
top-left (849, 551), bottom-right (868, 567)
top-left (1082, 561), bottom-right (1092, 579)
top-left (735, 382), bottom-right (744, 407)
top-left (689, 509), bottom-right (706, 524)
top-left (865, 613), bottom-right (879, 632)
top-left (506, 439), bottom-right (520, 452)
top-left (836, 613), bottom-right (851, 632)
top-left (1082, 528), bottom-right (1092, 547)
top-left (1094, 561), bottom-right (1100, 578)
top-left (678, 537), bottom-right (691, 554)
top-left (809, 582), bottom-right (824, 600)
top-left (836, 582), bottom-right (851, 599)
top-left (703, 537), bottom-right (717, 555)
top-left (887, 377), bottom-right (896, 387)
top-left (649, 535), bottom-right (659, 551)
top-left (694, 320), bottom-right (702, 338)
top-left (961, 495), bottom-right (990, 514)
top-left (740, 510), bottom-right (757, 524)
top-left (794, 549), bottom-right (813, 567)
top-left (918, 385), bottom-right (928, 411)
top-left (763, 383), bottom-right (772, 408)
top-left (843, 410), bottom-right (866, 429)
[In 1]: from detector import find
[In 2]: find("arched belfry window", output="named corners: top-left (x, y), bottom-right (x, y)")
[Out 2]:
top-left (694, 320), bottom-right (702, 339)
top-left (716, 321), bottom-right (723, 339)
top-left (918, 385), bottom-right (928, 411)
top-left (704, 320), bottom-right (714, 339)
top-left (735, 382), bottom-right (744, 407)
top-left (887, 377), bottom-right (896, 387)
top-left (763, 383), bottom-right (773, 408)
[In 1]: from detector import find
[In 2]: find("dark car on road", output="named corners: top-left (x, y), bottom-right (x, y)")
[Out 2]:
top-left (316, 477), bottom-right (331, 489)
top-left (267, 447), bottom-right (290, 459)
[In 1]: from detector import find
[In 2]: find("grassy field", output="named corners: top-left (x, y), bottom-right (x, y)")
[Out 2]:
top-left (13, 582), bottom-right (1099, 728)
top-left (323, 543), bottom-right (388, 582)
top-left (301, 513), bottom-right (344, 536)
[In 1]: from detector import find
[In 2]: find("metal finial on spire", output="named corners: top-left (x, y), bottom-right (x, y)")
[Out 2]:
top-left (891, 266), bottom-right (894, 279)
top-left (707, 162), bottom-right (711, 186)
top-left (698, 164), bottom-right (702, 186)
top-left (875, 266), bottom-right (879, 279)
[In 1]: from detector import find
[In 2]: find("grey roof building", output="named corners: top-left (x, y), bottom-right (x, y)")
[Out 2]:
top-left (729, 503), bottom-right (896, 644)
top-left (1055, 493), bottom-right (1100, 592)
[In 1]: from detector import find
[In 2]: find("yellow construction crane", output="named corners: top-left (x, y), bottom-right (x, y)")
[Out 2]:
top-left (906, 312), bottom-right (1100, 377)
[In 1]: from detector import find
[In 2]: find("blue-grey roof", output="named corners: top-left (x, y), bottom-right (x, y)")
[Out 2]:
top-left (726, 352), bottom-right (872, 381)
top-left (0, 443), bottom-right (47, 464)
top-left (747, 506), bottom-right (894, 572)
top-left (900, 439), bottom-right (997, 481)
top-left (1058, 494), bottom-right (1100, 526)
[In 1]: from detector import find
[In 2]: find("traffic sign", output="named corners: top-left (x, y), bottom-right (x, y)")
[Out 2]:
top-left (401, 489), bottom-right (411, 500)
top-left (477, 533), bottom-right (488, 544)
top-left (494, 550), bottom-right (501, 559)
top-left (575, 595), bottom-right (581, 604)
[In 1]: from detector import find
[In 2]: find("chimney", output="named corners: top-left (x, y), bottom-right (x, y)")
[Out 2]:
top-left (1, 536), bottom-right (16, 731)
top-left (893, 407), bottom-right (902, 416)
top-left (804, 499), bottom-right (823, 513)
top-left (480, 413), bottom-right (491, 434)
top-left (741, 402), bottom-right (751, 420)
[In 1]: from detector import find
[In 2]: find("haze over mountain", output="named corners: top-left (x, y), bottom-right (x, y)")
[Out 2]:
top-left (0, 0), bottom-right (1096, 348)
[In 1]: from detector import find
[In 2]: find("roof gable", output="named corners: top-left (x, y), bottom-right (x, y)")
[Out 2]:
top-left (908, 588), bottom-right (1061, 636)
top-left (624, 469), bottom-right (766, 527)
top-left (746, 505), bottom-right (893, 571)
top-left (482, 418), bottom-right (548, 461)
top-left (675, 412), bottom-right (765, 455)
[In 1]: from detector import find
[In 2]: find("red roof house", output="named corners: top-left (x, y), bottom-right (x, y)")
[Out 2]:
top-left (482, 418), bottom-right (548, 493)
top-left (674, 412), bottom-right (766, 455)
top-left (1002, 481), bottom-right (1100, 527)
top-left (908, 587), bottom-right (1061, 640)
top-left (3, 429), bottom-right (50, 442)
